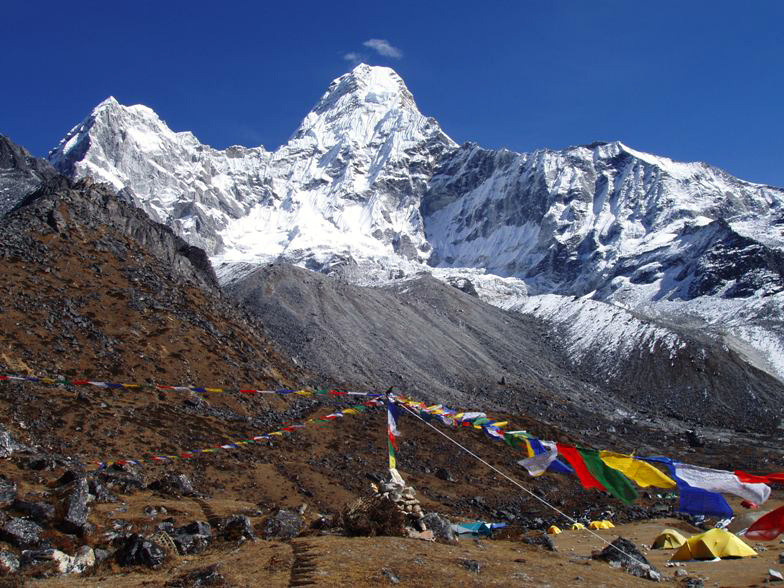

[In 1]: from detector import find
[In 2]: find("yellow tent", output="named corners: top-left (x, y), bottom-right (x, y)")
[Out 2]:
top-left (588, 520), bottom-right (615, 530)
top-left (670, 529), bottom-right (757, 561)
top-left (570, 523), bottom-right (585, 530)
top-left (547, 525), bottom-right (562, 535)
top-left (652, 529), bottom-right (687, 549)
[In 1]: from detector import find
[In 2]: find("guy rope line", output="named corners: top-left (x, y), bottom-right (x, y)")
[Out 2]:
top-left (397, 402), bottom-right (650, 569)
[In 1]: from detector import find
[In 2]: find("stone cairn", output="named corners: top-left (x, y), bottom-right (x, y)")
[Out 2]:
top-left (373, 475), bottom-right (426, 532)
top-left (341, 470), bottom-right (433, 538)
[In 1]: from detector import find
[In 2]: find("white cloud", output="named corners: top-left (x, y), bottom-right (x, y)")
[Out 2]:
top-left (362, 39), bottom-right (403, 59)
top-left (343, 52), bottom-right (362, 63)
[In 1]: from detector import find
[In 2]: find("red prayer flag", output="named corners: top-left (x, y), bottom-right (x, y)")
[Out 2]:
top-left (736, 470), bottom-right (784, 485)
top-left (735, 471), bottom-right (771, 484)
top-left (745, 503), bottom-right (784, 540)
top-left (556, 444), bottom-right (606, 491)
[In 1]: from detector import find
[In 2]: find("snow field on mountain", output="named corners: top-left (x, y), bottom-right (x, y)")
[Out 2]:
top-left (46, 63), bottom-right (784, 387)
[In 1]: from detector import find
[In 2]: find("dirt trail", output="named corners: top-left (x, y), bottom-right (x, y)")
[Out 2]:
top-left (289, 540), bottom-right (321, 587)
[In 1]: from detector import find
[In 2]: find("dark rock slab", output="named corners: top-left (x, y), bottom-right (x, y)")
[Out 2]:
top-left (592, 536), bottom-right (661, 582)
top-left (0, 550), bottom-right (19, 573)
top-left (522, 532), bottom-right (556, 551)
top-left (172, 532), bottom-right (210, 555)
top-left (435, 467), bottom-right (455, 482)
top-left (0, 517), bottom-right (43, 547)
top-left (88, 477), bottom-right (117, 503)
top-left (165, 563), bottom-right (226, 587)
top-left (148, 473), bottom-right (196, 497)
top-left (178, 521), bottom-right (212, 537)
top-left (59, 477), bottom-right (92, 535)
top-left (422, 512), bottom-right (456, 544)
top-left (0, 476), bottom-right (17, 508)
top-left (114, 534), bottom-right (167, 569)
top-left (219, 515), bottom-right (256, 541)
top-left (173, 521), bottom-right (212, 555)
top-left (97, 464), bottom-right (145, 494)
top-left (12, 499), bottom-right (55, 524)
top-left (18, 454), bottom-right (62, 471)
top-left (262, 509), bottom-right (301, 540)
top-left (0, 426), bottom-right (27, 459)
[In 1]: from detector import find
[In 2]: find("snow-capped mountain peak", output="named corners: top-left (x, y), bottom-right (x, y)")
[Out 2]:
top-left (287, 64), bottom-right (453, 163)
top-left (47, 65), bottom-right (784, 383)
top-left (49, 94), bottom-right (205, 185)
top-left (216, 64), bottom-right (456, 273)
top-left (299, 64), bottom-right (417, 127)
top-left (48, 65), bottom-right (456, 270)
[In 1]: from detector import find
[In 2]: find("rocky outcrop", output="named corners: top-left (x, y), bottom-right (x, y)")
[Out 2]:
top-left (423, 141), bottom-right (784, 299)
top-left (0, 135), bottom-right (58, 216)
top-left (172, 521), bottom-right (212, 555)
top-left (21, 546), bottom-right (95, 576)
top-left (262, 509), bottom-right (302, 540)
top-left (8, 175), bottom-right (218, 290)
top-left (114, 534), bottom-right (167, 569)
top-left (58, 477), bottom-right (93, 535)
top-left (218, 515), bottom-right (256, 542)
top-left (0, 517), bottom-right (43, 548)
top-left (0, 477), bottom-right (17, 508)
top-left (592, 537), bottom-right (661, 582)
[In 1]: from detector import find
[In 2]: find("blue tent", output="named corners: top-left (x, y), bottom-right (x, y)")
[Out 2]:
top-left (450, 521), bottom-right (507, 537)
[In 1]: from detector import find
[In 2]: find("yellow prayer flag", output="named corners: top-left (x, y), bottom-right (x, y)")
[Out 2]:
top-left (524, 439), bottom-right (534, 458)
top-left (599, 451), bottom-right (676, 489)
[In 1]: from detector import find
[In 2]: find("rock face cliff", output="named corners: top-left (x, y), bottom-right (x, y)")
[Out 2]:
top-left (0, 135), bottom-right (58, 216)
top-left (424, 140), bottom-right (784, 301)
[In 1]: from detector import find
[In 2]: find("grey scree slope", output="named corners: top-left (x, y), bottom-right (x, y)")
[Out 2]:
top-left (227, 263), bottom-right (784, 432)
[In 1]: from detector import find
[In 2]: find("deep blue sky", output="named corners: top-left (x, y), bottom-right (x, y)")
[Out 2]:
top-left (2, 1), bottom-right (782, 186)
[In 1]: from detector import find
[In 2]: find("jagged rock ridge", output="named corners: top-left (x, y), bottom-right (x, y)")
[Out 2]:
top-left (0, 135), bottom-right (58, 217)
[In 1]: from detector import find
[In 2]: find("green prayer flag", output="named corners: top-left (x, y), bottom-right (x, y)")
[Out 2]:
top-left (578, 447), bottom-right (638, 505)
top-left (503, 432), bottom-right (526, 448)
